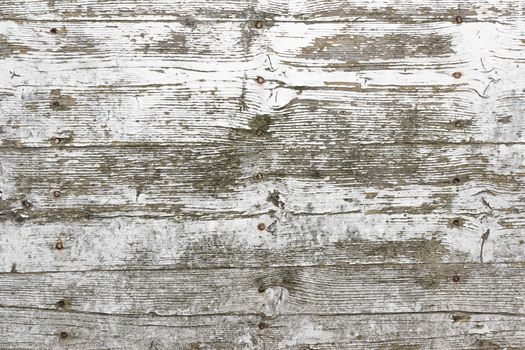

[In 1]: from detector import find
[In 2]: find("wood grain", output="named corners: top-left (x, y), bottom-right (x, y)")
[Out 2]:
top-left (0, 263), bottom-right (524, 316)
top-left (0, 20), bottom-right (523, 146)
top-left (0, 309), bottom-right (523, 350)
top-left (1, 0), bottom-right (524, 348)
top-left (0, 0), bottom-right (523, 23)
top-left (0, 144), bottom-right (523, 220)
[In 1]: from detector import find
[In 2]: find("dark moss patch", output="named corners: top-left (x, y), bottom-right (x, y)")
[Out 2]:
top-left (50, 90), bottom-right (76, 111)
top-left (300, 32), bottom-right (454, 61)
top-left (249, 115), bottom-right (272, 133)
top-left (267, 190), bottom-right (285, 209)
top-left (0, 35), bottom-right (30, 58)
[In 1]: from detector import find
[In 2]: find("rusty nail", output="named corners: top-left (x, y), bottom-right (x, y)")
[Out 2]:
top-left (55, 241), bottom-right (64, 250)
top-left (453, 275), bottom-right (460, 282)
top-left (255, 20), bottom-right (263, 29)
top-left (21, 200), bottom-right (32, 208)
top-left (256, 76), bottom-right (265, 84)
top-left (257, 223), bottom-right (266, 231)
top-left (50, 28), bottom-right (58, 34)
top-left (455, 15), bottom-right (463, 24)
top-left (59, 331), bottom-right (69, 339)
top-left (53, 191), bottom-right (61, 198)
top-left (452, 72), bottom-right (462, 79)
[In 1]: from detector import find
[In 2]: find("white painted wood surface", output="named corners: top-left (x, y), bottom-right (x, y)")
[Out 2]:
top-left (0, 1), bottom-right (524, 349)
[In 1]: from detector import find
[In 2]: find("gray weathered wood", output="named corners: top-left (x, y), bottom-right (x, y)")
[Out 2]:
top-left (0, 0), bottom-right (523, 23)
top-left (1, 21), bottom-right (523, 146)
top-left (1, 0), bottom-right (524, 348)
top-left (0, 214), bottom-right (524, 272)
top-left (1, 263), bottom-right (524, 316)
top-left (1, 309), bottom-right (524, 350)
top-left (1, 145), bottom-right (523, 220)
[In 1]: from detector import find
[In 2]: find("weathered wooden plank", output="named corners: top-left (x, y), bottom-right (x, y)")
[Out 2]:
top-left (0, 309), bottom-right (523, 350)
top-left (0, 144), bottom-right (522, 220)
top-left (0, 263), bottom-right (523, 316)
top-left (0, 0), bottom-right (523, 347)
top-left (1, 20), bottom-right (523, 146)
top-left (0, 212), bottom-right (524, 272)
top-left (0, 0), bottom-right (523, 23)
top-left (1, 83), bottom-right (523, 147)
top-left (4, 20), bottom-right (524, 71)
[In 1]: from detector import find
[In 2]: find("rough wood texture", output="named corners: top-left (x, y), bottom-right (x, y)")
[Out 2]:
top-left (1, 0), bottom-right (524, 349)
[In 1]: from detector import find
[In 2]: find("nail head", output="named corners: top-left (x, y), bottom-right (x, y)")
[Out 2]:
top-left (59, 331), bottom-right (69, 339)
top-left (453, 275), bottom-right (460, 282)
top-left (455, 15), bottom-right (463, 24)
top-left (255, 20), bottom-right (263, 29)
top-left (257, 223), bottom-right (266, 231)
top-left (50, 28), bottom-right (58, 34)
top-left (53, 191), bottom-right (62, 198)
top-left (256, 76), bottom-right (265, 84)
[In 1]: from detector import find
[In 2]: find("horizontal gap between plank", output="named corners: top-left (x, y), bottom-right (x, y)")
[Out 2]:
top-left (1, 141), bottom-right (525, 151)
top-left (0, 18), bottom-right (510, 25)
top-left (0, 304), bottom-right (522, 319)
top-left (3, 261), bottom-right (524, 276)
